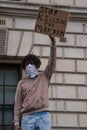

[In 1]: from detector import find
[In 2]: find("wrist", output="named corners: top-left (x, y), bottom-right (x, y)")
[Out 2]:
top-left (50, 44), bottom-right (56, 48)
top-left (52, 40), bottom-right (56, 43)
top-left (51, 41), bottom-right (56, 46)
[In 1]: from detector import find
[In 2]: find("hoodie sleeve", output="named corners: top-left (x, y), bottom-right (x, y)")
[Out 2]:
top-left (44, 43), bottom-right (56, 81)
top-left (14, 81), bottom-right (22, 126)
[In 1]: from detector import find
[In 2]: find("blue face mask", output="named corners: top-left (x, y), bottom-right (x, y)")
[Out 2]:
top-left (26, 64), bottom-right (38, 78)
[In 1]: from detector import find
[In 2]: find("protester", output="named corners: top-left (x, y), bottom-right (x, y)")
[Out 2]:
top-left (14, 35), bottom-right (56, 130)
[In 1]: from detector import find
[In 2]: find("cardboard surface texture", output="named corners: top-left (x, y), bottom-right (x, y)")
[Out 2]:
top-left (34, 6), bottom-right (69, 37)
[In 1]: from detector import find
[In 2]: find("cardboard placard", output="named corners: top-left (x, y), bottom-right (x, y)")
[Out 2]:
top-left (34, 6), bottom-right (69, 37)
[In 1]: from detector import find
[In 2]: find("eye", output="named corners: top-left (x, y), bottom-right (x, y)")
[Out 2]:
top-left (26, 63), bottom-right (29, 66)
top-left (25, 62), bottom-right (29, 67)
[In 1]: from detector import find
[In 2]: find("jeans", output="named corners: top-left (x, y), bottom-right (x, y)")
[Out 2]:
top-left (21, 112), bottom-right (51, 130)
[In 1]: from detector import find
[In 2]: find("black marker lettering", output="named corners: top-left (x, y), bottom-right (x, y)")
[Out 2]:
top-left (48, 9), bottom-right (53, 15)
top-left (61, 20), bottom-right (67, 25)
top-left (56, 30), bottom-right (60, 35)
top-left (40, 7), bottom-right (44, 13)
top-left (48, 28), bottom-right (51, 34)
top-left (52, 29), bottom-right (56, 35)
top-left (44, 22), bottom-right (48, 26)
top-left (54, 10), bottom-right (58, 15)
top-left (44, 15), bottom-right (49, 22)
top-left (36, 25), bottom-right (42, 33)
top-left (49, 23), bottom-right (54, 27)
top-left (43, 26), bottom-right (47, 33)
top-left (38, 13), bottom-right (43, 20)
top-left (60, 31), bottom-right (64, 37)
top-left (56, 18), bottom-right (60, 23)
top-left (45, 8), bottom-right (49, 14)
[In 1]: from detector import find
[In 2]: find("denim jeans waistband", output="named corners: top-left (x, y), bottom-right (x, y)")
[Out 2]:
top-left (27, 111), bottom-right (48, 117)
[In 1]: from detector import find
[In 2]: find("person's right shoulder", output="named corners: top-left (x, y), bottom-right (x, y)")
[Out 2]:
top-left (17, 76), bottom-right (27, 87)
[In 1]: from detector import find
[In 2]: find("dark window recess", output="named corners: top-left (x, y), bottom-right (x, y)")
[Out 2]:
top-left (0, 64), bottom-right (21, 130)
top-left (0, 20), bottom-right (6, 25)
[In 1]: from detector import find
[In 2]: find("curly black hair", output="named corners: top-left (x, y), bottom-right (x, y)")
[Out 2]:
top-left (22, 54), bottom-right (41, 69)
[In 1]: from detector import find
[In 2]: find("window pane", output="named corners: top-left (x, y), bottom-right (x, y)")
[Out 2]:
top-left (0, 70), bottom-right (3, 84)
top-left (0, 126), bottom-right (2, 130)
top-left (4, 106), bottom-right (13, 125)
top-left (5, 69), bottom-right (18, 85)
top-left (4, 126), bottom-right (14, 130)
top-left (0, 86), bottom-right (3, 104)
top-left (0, 106), bottom-right (2, 125)
top-left (5, 86), bottom-right (16, 104)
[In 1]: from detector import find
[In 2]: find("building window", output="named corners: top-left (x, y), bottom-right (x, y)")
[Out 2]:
top-left (0, 64), bottom-right (21, 130)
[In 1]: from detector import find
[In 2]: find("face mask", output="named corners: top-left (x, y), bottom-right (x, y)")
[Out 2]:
top-left (26, 64), bottom-right (38, 78)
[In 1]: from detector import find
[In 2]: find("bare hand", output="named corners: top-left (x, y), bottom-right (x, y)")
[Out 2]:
top-left (14, 125), bottom-right (21, 130)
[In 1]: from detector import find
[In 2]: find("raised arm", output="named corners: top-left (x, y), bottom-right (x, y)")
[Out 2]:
top-left (44, 35), bottom-right (56, 81)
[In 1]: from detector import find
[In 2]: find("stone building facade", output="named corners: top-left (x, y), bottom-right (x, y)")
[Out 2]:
top-left (0, 0), bottom-right (87, 130)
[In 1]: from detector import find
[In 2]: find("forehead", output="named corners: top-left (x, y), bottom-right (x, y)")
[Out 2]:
top-left (25, 61), bottom-right (35, 65)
